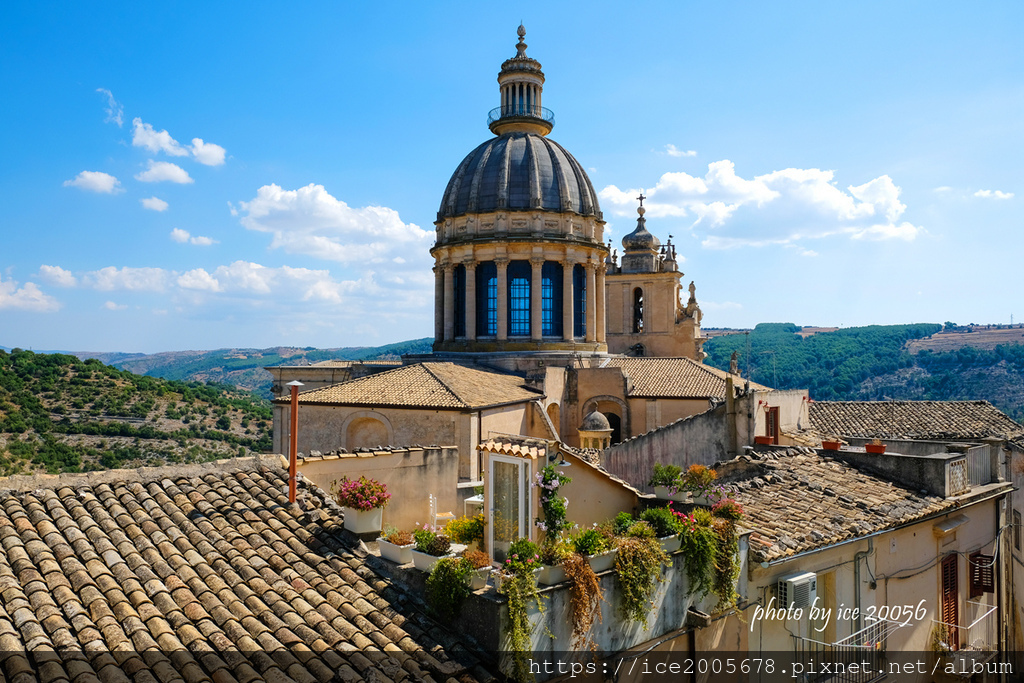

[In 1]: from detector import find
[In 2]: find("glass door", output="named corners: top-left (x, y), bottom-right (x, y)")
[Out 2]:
top-left (488, 455), bottom-right (530, 563)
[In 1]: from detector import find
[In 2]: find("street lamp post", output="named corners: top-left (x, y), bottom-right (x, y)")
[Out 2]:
top-left (286, 380), bottom-right (304, 503)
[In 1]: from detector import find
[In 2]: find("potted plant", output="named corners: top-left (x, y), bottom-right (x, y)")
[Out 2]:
top-left (333, 476), bottom-right (390, 534)
top-left (377, 526), bottom-right (415, 564)
top-left (445, 513), bottom-right (486, 552)
top-left (536, 539), bottom-right (572, 586)
top-left (648, 463), bottom-right (688, 502)
top-left (497, 537), bottom-right (543, 683)
top-left (711, 497), bottom-right (744, 521)
top-left (865, 438), bottom-right (887, 454)
top-left (614, 522), bottom-right (670, 626)
top-left (675, 507), bottom-right (717, 598)
top-left (821, 439), bottom-right (843, 451)
top-left (462, 549), bottom-right (493, 590)
top-left (573, 527), bottom-right (616, 573)
top-left (679, 465), bottom-right (720, 506)
top-left (494, 537), bottom-right (541, 591)
top-left (641, 506), bottom-right (682, 553)
top-left (425, 556), bottom-right (473, 620)
top-left (411, 525), bottom-right (452, 572)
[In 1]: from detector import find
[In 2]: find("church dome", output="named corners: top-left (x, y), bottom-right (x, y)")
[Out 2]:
top-left (621, 204), bottom-right (660, 252)
top-left (580, 410), bottom-right (612, 432)
top-left (437, 133), bottom-right (601, 221)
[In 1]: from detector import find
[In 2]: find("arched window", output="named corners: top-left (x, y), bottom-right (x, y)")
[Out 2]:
top-left (508, 260), bottom-right (531, 336)
top-left (604, 412), bottom-right (622, 444)
top-left (633, 287), bottom-right (644, 333)
top-left (573, 264), bottom-right (586, 338)
top-left (541, 262), bottom-right (562, 337)
top-left (453, 264), bottom-right (466, 338)
top-left (476, 261), bottom-right (497, 336)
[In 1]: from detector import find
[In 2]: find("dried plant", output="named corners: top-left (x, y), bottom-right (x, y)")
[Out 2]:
top-left (562, 553), bottom-right (603, 650)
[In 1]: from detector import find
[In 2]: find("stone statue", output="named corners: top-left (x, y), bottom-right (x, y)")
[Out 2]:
top-left (730, 351), bottom-right (739, 375)
top-left (688, 281), bottom-right (697, 302)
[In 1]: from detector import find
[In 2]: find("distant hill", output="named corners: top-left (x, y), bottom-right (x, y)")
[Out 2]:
top-left (703, 323), bottom-right (1024, 421)
top-left (76, 338), bottom-right (435, 397)
top-left (0, 349), bottom-right (272, 475)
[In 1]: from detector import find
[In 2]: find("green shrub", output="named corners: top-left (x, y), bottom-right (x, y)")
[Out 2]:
top-left (640, 506), bottom-right (681, 537)
top-left (425, 557), bottom-right (472, 620)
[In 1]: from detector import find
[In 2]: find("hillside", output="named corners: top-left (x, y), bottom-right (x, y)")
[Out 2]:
top-left (80, 338), bottom-right (435, 397)
top-left (0, 349), bottom-right (272, 475)
top-left (703, 323), bottom-right (1024, 421)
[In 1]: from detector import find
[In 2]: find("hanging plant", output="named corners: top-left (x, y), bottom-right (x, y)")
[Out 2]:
top-left (614, 525), bottom-right (670, 626)
top-left (673, 505), bottom-right (716, 598)
top-left (425, 557), bottom-right (473, 620)
top-left (499, 538), bottom-right (543, 683)
top-left (561, 552), bottom-right (603, 651)
top-left (712, 517), bottom-right (741, 611)
top-left (534, 464), bottom-right (572, 542)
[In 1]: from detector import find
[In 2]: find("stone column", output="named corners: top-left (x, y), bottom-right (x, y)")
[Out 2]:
top-left (585, 261), bottom-right (597, 343)
top-left (433, 264), bottom-right (444, 343)
top-left (464, 261), bottom-right (477, 341)
top-left (496, 257), bottom-right (508, 340)
top-left (596, 264), bottom-right (606, 344)
top-left (531, 257), bottom-right (544, 341)
top-left (562, 259), bottom-right (575, 341)
top-left (443, 263), bottom-right (455, 342)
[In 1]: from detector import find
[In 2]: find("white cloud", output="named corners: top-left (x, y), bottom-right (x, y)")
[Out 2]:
top-left (170, 228), bottom-right (217, 245)
top-left (933, 186), bottom-right (953, 193)
top-left (190, 138), bottom-right (226, 166)
top-left (0, 276), bottom-right (60, 312)
top-left (665, 144), bottom-right (696, 158)
top-left (103, 301), bottom-right (127, 311)
top-left (131, 118), bottom-right (189, 156)
top-left (37, 265), bottom-right (77, 287)
top-left (601, 161), bottom-right (923, 250)
top-left (81, 266), bottom-right (172, 292)
top-left (141, 196), bottom-right (169, 212)
top-left (974, 189), bottom-right (1014, 200)
top-left (177, 269), bottom-right (222, 292)
top-left (96, 88), bottom-right (123, 127)
top-left (63, 171), bottom-right (123, 194)
top-left (135, 160), bottom-right (193, 184)
top-left (237, 183), bottom-right (433, 264)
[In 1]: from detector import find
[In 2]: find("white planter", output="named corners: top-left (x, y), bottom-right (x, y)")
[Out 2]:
top-left (342, 506), bottom-right (383, 534)
top-left (377, 538), bottom-right (414, 564)
top-left (653, 486), bottom-right (691, 503)
top-left (467, 567), bottom-right (492, 590)
top-left (586, 549), bottom-right (618, 573)
top-left (658, 535), bottom-right (681, 554)
top-left (411, 549), bottom-right (449, 572)
top-left (493, 567), bottom-right (541, 593)
top-left (537, 564), bottom-right (567, 586)
top-left (691, 494), bottom-right (714, 507)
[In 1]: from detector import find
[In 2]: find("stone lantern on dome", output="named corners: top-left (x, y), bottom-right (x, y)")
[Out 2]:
top-left (578, 410), bottom-right (613, 450)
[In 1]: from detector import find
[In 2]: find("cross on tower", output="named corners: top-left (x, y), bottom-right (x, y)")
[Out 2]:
top-left (637, 193), bottom-right (645, 207)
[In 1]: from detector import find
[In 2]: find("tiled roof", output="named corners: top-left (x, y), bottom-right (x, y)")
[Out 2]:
top-left (603, 357), bottom-right (767, 398)
top-left (720, 447), bottom-right (963, 562)
top-left (478, 437), bottom-right (549, 459)
top-left (310, 360), bottom-right (403, 368)
top-left (286, 362), bottom-right (542, 410)
top-left (809, 400), bottom-right (1024, 442)
top-left (0, 459), bottom-right (484, 682)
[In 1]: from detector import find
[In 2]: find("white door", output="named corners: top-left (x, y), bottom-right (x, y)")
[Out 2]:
top-left (488, 455), bottom-right (531, 563)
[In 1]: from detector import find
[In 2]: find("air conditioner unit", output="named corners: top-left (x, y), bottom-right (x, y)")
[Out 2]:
top-left (777, 572), bottom-right (817, 609)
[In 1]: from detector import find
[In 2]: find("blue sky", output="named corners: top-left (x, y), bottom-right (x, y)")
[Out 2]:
top-left (1, 2), bottom-right (1021, 353)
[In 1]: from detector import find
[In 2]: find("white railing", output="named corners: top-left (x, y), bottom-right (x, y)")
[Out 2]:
top-left (792, 618), bottom-right (906, 682)
top-left (932, 600), bottom-right (998, 652)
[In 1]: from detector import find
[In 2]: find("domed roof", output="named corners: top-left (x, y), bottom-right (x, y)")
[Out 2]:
top-left (621, 206), bottom-right (660, 252)
top-left (437, 132), bottom-right (601, 221)
top-left (580, 410), bottom-right (612, 432)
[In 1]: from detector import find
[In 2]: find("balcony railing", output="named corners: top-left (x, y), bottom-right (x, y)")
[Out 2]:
top-left (792, 618), bottom-right (908, 683)
top-left (487, 105), bottom-right (555, 126)
top-left (932, 600), bottom-right (998, 652)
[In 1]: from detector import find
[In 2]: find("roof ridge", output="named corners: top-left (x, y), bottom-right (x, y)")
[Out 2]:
top-left (418, 362), bottom-right (471, 408)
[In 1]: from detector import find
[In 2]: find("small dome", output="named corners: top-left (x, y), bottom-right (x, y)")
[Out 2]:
top-left (437, 133), bottom-right (601, 221)
top-left (580, 410), bottom-right (612, 432)
top-left (621, 207), bottom-right (660, 252)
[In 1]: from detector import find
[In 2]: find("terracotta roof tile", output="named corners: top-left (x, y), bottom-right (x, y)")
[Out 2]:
top-left (810, 400), bottom-right (1024, 442)
top-left (283, 362), bottom-right (541, 409)
top-left (719, 447), bottom-right (980, 561)
top-left (0, 459), bottom-right (485, 682)
top-left (604, 357), bottom-right (767, 398)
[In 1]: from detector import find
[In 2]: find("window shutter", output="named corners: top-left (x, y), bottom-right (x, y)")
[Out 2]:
top-left (969, 551), bottom-right (994, 598)
top-left (940, 554), bottom-right (959, 650)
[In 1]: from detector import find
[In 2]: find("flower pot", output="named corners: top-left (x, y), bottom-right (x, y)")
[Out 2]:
top-left (821, 440), bottom-right (842, 451)
top-left (377, 538), bottom-right (414, 564)
top-left (411, 549), bottom-right (449, 572)
top-left (754, 436), bottom-right (773, 445)
top-left (658, 535), bottom-right (681, 554)
top-left (537, 564), bottom-right (567, 586)
top-left (586, 549), bottom-right (618, 573)
top-left (467, 567), bottom-right (492, 591)
top-left (653, 486), bottom-right (691, 503)
top-left (865, 443), bottom-right (887, 454)
top-left (342, 506), bottom-right (383, 534)
top-left (493, 568), bottom-right (541, 593)
top-left (691, 494), bottom-right (715, 507)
